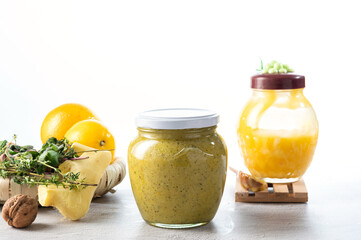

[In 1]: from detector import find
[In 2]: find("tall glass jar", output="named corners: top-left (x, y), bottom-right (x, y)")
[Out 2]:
top-left (237, 74), bottom-right (318, 183)
top-left (128, 108), bottom-right (227, 229)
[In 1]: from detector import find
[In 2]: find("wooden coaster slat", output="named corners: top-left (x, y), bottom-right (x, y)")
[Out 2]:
top-left (255, 188), bottom-right (268, 198)
top-left (292, 179), bottom-right (307, 199)
top-left (235, 177), bottom-right (308, 203)
top-left (273, 184), bottom-right (289, 198)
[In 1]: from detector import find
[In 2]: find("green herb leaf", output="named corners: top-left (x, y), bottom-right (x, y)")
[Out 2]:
top-left (0, 136), bottom-right (95, 190)
top-left (39, 150), bottom-right (60, 167)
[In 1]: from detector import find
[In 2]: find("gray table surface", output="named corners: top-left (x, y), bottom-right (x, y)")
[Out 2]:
top-left (1, 172), bottom-right (361, 240)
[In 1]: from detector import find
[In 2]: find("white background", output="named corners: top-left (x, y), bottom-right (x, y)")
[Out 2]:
top-left (1, 0), bottom-right (361, 183)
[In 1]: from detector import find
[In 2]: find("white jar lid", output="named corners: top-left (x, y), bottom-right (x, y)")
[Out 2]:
top-left (135, 108), bottom-right (219, 129)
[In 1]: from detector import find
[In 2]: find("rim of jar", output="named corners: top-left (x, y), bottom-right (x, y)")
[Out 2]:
top-left (137, 126), bottom-right (218, 139)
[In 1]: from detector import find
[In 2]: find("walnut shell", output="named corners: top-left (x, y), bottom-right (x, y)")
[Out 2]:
top-left (2, 194), bottom-right (38, 228)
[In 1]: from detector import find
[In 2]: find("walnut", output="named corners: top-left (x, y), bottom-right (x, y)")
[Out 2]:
top-left (2, 194), bottom-right (38, 228)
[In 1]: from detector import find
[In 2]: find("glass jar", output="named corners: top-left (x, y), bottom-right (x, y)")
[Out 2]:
top-left (128, 108), bottom-right (227, 229)
top-left (237, 74), bottom-right (318, 183)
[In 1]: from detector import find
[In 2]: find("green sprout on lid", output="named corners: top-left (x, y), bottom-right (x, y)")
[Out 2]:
top-left (257, 60), bottom-right (294, 74)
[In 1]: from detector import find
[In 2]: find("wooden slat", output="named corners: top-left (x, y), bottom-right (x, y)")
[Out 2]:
top-left (0, 177), bottom-right (10, 202)
top-left (236, 196), bottom-right (307, 203)
top-left (292, 179), bottom-right (308, 201)
top-left (235, 178), bottom-right (308, 203)
top-left (255, 187), bottom-right (269, 198)
top-left (10, 178), bottom-right (21, 197)
top-left (273, 184), bottom-right (289, 198)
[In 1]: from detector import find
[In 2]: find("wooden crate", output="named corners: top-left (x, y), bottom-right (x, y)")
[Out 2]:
top-left (235, 177), bottom-right (308, 203)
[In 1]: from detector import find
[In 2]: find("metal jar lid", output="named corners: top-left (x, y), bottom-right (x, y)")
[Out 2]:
top-left (135, 108), bottom-right (219, 130)
top-left (251, 73), bottom-right (305, 90)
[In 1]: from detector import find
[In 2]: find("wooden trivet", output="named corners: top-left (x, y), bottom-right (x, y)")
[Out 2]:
top-left (235, 177), bottom-right (308, 203)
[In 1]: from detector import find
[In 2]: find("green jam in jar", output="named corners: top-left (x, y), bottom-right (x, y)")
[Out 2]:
top-left (128, 109), bottom-right (227, 229)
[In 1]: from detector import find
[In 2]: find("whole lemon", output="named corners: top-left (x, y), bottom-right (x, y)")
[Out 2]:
top-left (65, 119), bottom-right (115, 163)
top-left (41, 103), bottom-right (97, 144)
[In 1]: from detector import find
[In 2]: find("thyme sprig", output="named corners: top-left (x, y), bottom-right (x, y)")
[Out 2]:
top-left (0, 136), bottom-right (97, 190)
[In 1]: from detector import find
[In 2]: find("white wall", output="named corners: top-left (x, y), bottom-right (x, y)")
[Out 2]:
top-left (1, 1), bottom-right (360, 181)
